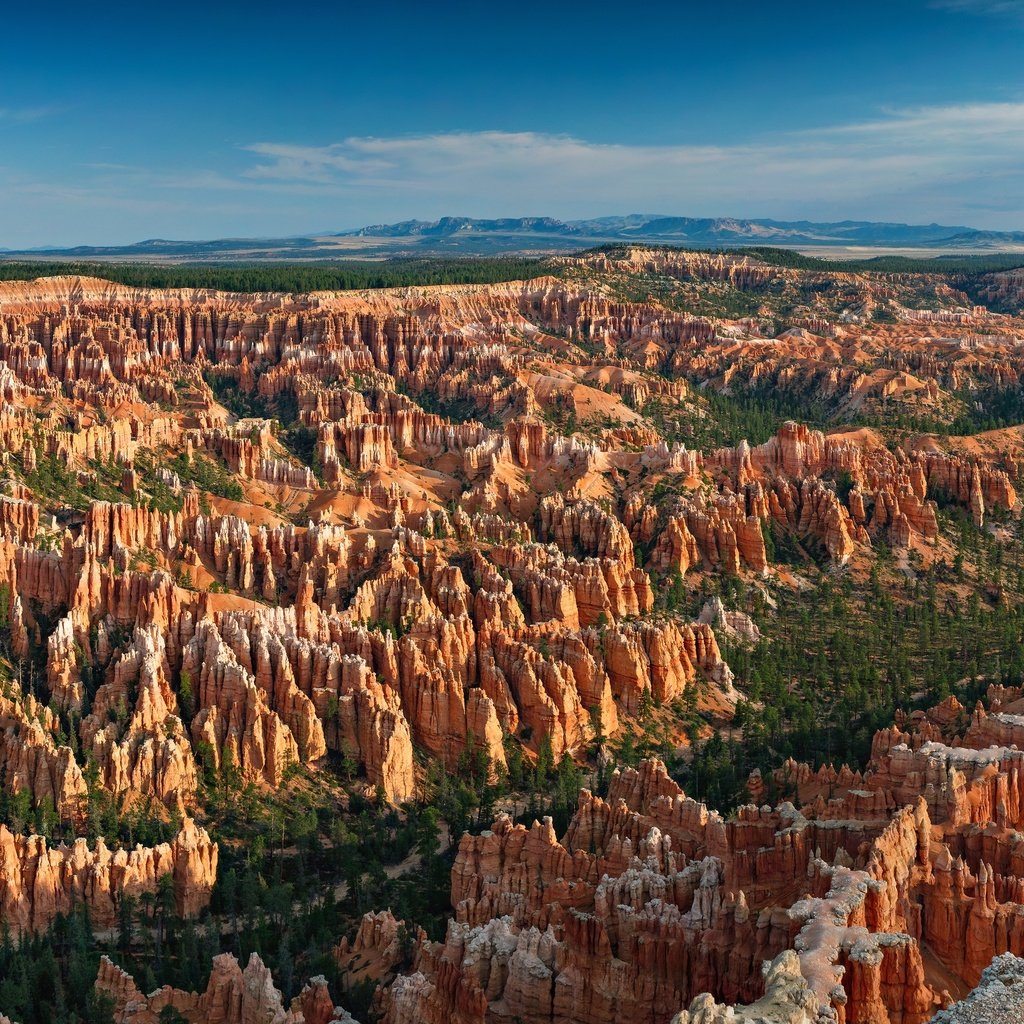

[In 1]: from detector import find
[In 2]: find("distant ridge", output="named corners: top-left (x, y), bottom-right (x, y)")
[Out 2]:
top-left (5, 214), bottom-right (1024, 262)
top-left (346, 216), bottom-right (581, 238)
top-left (334, 214), bottom-right (1024, 247)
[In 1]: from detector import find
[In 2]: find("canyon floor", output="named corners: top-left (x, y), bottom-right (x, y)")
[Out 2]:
top-left (3, 248), bottom-right (1024, 1023)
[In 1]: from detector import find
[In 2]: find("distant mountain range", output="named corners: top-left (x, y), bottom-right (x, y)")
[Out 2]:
top-left (5, 215), bottom-right (1024, 262)
top-left (343, 215), bottom-right (1024, 247)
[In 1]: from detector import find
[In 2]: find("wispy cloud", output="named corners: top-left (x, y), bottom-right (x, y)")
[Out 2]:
top-left (931, 0), bottom-right (1024, 16)
top-left (4, 100), bottom-right (1024, 246)
top-left (0, 105), bottom-right (62, 125)
top-left (235, 103), bottom-right (1024, 227)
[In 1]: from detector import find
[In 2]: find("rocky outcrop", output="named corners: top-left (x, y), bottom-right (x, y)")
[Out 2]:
top-left (73, 693), bottom-right (1024, 1024)
top-left (672, 951), bottom-right (820, 1024)
top-left (929, 953), bottom-right (1024, 1024)
top-left (1, 259), bottom-right (1023, 1020)
top-left (316, 654), bottom-right (415, 803)
top-left (373, 754), bottom-right (945, 1024)
top-left (0, 265), bottom-right (1011, 820)
top-left (0, 688), bottom-right (88, 823)
top-left (0, 818), bottom-right (216, 933)
top-left (369, 678), bottom-right (1024, 1024)
top-left (186, 617), bottom-right (314, 789)
top-left (95, 952), bottom-right (355, 1024)
top-left (81, 625), bottom-right (199, 812)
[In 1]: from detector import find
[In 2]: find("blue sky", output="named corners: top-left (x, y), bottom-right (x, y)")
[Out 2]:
top-left (2, 0), bottom-right (1024, 246)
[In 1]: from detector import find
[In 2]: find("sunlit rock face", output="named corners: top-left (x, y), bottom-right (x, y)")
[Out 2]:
top-left (0, 254), bottom-right (1021, 1021)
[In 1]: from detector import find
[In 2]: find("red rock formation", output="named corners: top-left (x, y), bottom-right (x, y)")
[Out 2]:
top-left (185, 617), bottom-right (320, 789)
top-left (95, 952), bottom-right (355, 1024)
top-left (81, 625), bottom-right (199, 812)
top-left (373, 757), bottom-right (943, 1024)
top-left (0, 818), bottom-right (216, 933)
top-left (0, 260), bottom-right (1020, 1019)
top-left (672, 950), bottom-right (822, 1024)
top-left (0, 687), bottom-right (87, 823)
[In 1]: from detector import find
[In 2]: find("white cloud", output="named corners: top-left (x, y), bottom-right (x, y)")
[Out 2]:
top-left (235, 104), bottom-right (1024, 228)
top-left (4, 100), bottom-right (1024, 246)
top-left (931, 0), bottom-right (1024, 15)
top-left (0, 106), bottom-right (61, 125)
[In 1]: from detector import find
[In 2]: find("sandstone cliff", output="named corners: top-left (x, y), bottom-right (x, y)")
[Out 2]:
top-left (0, 818), bottom-right (216, 933)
